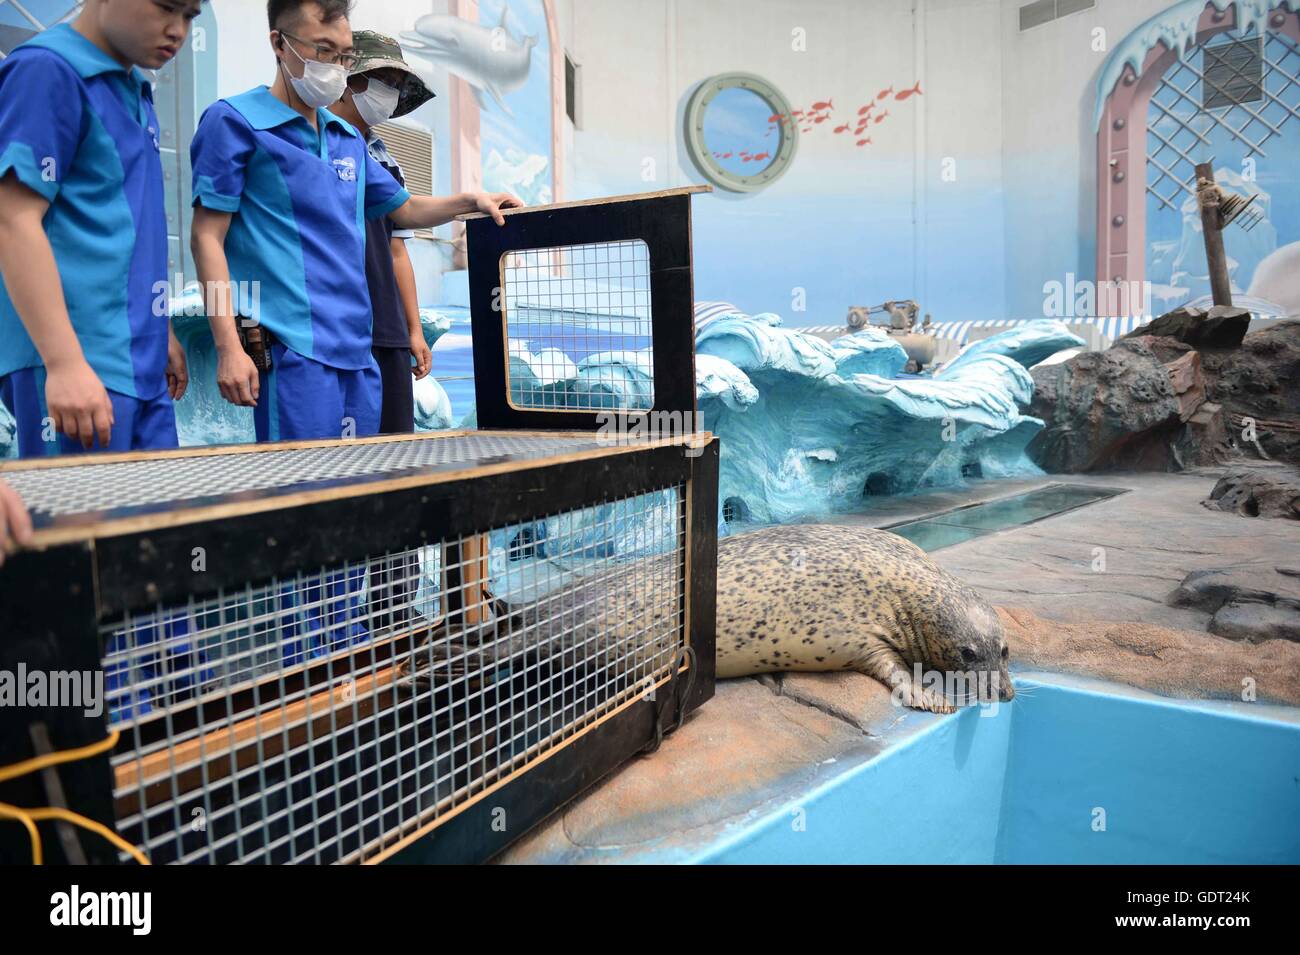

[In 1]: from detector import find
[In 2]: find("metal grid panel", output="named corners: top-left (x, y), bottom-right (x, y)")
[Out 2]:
top-left (0, 1), bottom-right (82, 56)
top-left (501, 240), bottom-right (655, 412)
top-left (105, 483), bottom-right (687, 864)
top-left (1146, 29), bottom-right (1300, 211)
top-left (3, 433), bottom-right (607, 519)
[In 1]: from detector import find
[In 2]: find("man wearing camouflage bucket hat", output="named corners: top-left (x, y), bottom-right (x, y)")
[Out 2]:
top-left (329, 30), bottom-right (436, 633)
top-left (330, 29), bottom-right (435, 435)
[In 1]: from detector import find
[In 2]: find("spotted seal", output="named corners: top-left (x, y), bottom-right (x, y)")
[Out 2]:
top-left (715, 523), bottom-right (1013, 711)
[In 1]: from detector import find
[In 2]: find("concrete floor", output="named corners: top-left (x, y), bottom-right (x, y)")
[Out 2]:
top-left (828, 467), bottom-right (1298, 634)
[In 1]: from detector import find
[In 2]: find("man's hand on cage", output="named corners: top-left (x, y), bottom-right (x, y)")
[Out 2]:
top-left (475, 191), bottom-right (525, 226)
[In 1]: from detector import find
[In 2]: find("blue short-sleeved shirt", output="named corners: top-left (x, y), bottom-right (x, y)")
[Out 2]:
top-left (191, 87), bottom-right (411, 370)
top-left (0, 24), bottom-right (169, 400)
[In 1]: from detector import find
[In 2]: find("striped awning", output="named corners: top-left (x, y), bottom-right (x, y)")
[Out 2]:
top-left (693, 304), bottom-right (1286, 348)
top-left (693, 301), bottom-right (745, 332)
top-left (921, 316), bottom-right (1158, 343)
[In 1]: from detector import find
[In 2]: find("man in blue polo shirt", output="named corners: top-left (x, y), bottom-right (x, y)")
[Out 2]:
top-left (0, 0), bottom-right (201, 456)
top-left (191, 0), bottom-right (520, 442)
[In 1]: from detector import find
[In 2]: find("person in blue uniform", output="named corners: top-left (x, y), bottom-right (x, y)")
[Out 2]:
top-left (327, 30), bottom-right (439, 633)
top-left (0, 0), bottom-right (201, 457)
top-left (329, 30), bottom-right (434, 436)
top-left (190, 0), bottom-right (520, 443)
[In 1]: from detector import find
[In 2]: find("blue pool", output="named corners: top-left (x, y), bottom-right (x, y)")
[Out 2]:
top-left (692, 676), bottom-right (1300, 864)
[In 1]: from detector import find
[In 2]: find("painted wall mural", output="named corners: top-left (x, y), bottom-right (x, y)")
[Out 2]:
top-left (401, 0), bottom-right (554, 207)
top-left (1096, 0), bottom-right (1300, 317)
top-left (684, 73), bottom-right (923, 194)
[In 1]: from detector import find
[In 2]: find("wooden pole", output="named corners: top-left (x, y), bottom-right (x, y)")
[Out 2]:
top-left (1195, 161), bottom-right (1233, 307)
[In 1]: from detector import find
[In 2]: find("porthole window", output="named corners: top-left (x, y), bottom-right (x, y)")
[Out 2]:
top-left (684, 72), bottom-right (797, 193)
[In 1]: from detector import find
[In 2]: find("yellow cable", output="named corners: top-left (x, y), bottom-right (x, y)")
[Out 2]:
top-left (0, 729), bottom-right (120, 785)
top-left (0, 729), bottom-right (147, 864)
top-left (23, 807), bottom-right (150, 866)
top-left (0, 803), bottom-right (43, 865)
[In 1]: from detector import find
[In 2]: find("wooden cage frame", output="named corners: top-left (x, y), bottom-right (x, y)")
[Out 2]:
top-left (462, 185), bottom-right (710, 431)
top-left (0, 431), bottom-right (719, 864)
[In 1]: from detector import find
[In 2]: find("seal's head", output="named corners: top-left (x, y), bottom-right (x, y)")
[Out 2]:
top-left (926, 586), bottom-right (1015, 703)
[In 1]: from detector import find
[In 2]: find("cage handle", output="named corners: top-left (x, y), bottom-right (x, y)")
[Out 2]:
top-left (641, 645), bottom-right (697, 756)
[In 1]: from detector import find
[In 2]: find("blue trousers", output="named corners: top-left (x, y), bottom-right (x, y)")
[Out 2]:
top-left (0, 366), bottom-right (178, 458)
top-left (252, 345), bottom-right (382, 661)
top-left (254, 344), bottom-right (382, 442)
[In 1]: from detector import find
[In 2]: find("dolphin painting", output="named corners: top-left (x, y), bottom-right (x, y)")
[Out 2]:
top-left (400, 9), bottom-right (538, 117)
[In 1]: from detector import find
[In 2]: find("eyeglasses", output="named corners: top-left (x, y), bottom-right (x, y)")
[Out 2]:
top-left (279, 30), bottom-right (360, 70)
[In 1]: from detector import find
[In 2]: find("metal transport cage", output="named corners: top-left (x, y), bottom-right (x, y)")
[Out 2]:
top-left (0, 186), bottom-right (718, 865)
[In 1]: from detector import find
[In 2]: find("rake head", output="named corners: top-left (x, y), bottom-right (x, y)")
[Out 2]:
top-left (1219, 191), bottom-right (1264, 232)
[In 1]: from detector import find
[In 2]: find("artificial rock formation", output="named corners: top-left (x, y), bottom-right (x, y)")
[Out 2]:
top-left (1168, 565), bottom-right (1300, 645)
top-left (1027, 336), bottom-right (1193, 472)
top-left (1121, 304), bottom-right (1251, 348)
top-left (1028, 319), bottom-right (1300, 473)
top-left (1198, 320), bottom-right (1300, 463)
top-left (1203, 467), bottom-right (1300, 520)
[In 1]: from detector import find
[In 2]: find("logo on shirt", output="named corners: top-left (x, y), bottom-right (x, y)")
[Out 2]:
top-left (148, 126), bottom-right (160, 152)
top-left (333, 157), bottom-right (357, 182)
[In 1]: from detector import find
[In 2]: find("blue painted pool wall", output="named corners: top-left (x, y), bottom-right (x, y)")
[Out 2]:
top-left (998, 683), bottom-right (1300, 865)
top-left (695, 681), bottom-right (1300, 864)
top-left (697, 705), bottom-right (1014, 864)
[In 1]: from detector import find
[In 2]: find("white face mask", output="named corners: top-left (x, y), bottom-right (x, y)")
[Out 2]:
top-left (353, 78), bottom-right (401, 128)
top-left (281, 37), bottom-right (348, 109)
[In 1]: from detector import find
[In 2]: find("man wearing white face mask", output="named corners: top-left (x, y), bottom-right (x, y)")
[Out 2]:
top-left (329, 31), bottom-right (434, 436)
top-left (189, 0), bottom-right (521, 443)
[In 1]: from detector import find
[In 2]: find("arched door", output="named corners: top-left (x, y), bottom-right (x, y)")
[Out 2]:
top-left (1095, 2), bottom-right (1300, 316)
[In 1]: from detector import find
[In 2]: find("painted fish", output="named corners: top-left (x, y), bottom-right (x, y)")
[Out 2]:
top-left (814, 115), bottom-right (828, 123)
top-left (811, 99), bottom-right (833, 110)
top-left (874, 110), bottom-right (889, 124)
top-left (858, 103), bottom-right (874, 116)
top-left (895, 81), bottom-right (923, 100)
top-left (752, 152), bottom-right (770, 161)
top-left (856, 137), bottom-right (872, 146)
top-left (834, 124), bottom-right (850, 133)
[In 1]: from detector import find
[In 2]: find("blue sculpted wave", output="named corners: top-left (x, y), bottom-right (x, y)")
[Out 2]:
top-left (502, 309), bottom-right (1083, 528)
top-left (697, 316), bottom-right (1082, 524)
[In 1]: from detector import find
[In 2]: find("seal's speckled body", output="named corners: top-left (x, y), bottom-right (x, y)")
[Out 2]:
top-left (715, 524), bottom-right (1013, 711)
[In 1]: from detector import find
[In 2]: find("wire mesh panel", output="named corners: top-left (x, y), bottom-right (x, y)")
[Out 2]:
top-left (465, 188), bottom-right (705, 431)
top-left (3, 433), bottom-right (609, 521)
top-left (500, 239), bottom-right (655, 412)
top-left (103, 484), bottom-right (686, 864)
top-left (0, 1), bottom-right (83, 56)
top-left (1146, 29), bottom-right (1300, 212)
